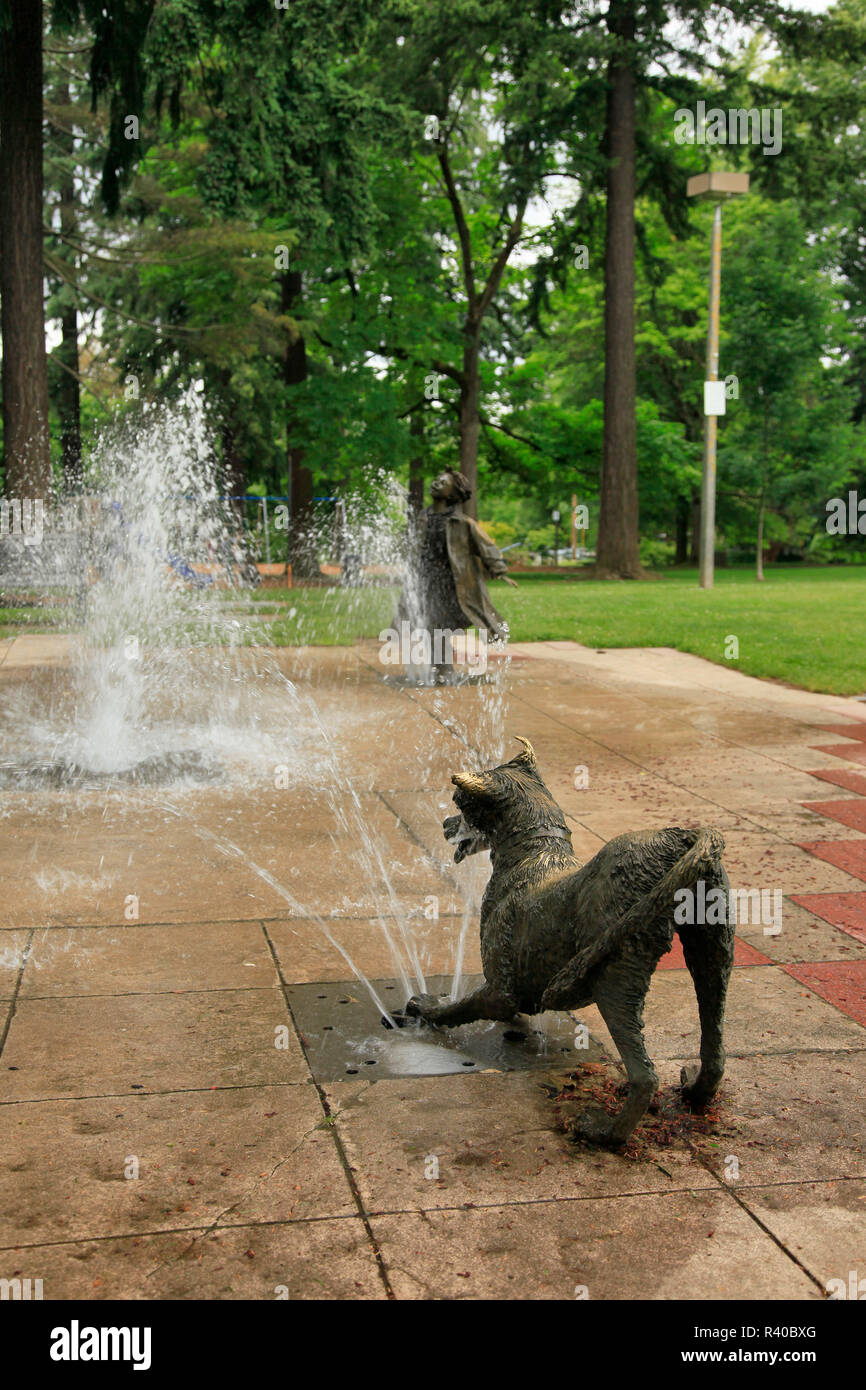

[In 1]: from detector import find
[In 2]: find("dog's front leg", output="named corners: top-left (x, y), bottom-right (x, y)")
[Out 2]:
top-left (401, 981), bottom-right (517, 1028)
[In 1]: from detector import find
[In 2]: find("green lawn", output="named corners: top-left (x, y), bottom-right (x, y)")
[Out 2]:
top-left (495, 566), bottom-right (866, 696)
top-left (257, 565), bottom-right (866, 696)
top-left (6, 566), bottom-right (864, 696)
top-left (0, 604), bottom-right (68, 641)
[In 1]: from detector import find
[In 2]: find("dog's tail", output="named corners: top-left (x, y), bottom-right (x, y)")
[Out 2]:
top-left (540, 827), bottom-right (725, 1011)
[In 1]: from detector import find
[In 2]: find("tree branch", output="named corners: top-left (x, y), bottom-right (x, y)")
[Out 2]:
top-left (480, 413), bottom-right (546, 453)
top-left (437, 142), bottom-right (476, 308)
top-left (478, 198), bottom-right (528, 320)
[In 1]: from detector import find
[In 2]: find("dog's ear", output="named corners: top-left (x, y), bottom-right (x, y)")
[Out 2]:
top-left (452, 772), bottom-right (494, 798)
top-left (512, 736), bottom-right (537, 767)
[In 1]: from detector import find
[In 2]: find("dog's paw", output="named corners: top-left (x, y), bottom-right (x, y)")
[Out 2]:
top-left (680, 1062), bottom-right (721, 1109)
top-left (382, 994), bottom-right (441, 1029)
top-left (569, 1107), bottom-right (625, 1149)
top-left (403, 993), bottom-right (443, 1024)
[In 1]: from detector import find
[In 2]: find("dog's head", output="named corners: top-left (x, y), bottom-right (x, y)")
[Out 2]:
top-left (442, 737), bottom-right (569, 863)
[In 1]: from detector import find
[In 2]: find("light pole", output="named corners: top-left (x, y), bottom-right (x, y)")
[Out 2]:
top-left (686, 171), bottom-right (749, 589)
top-left (552, 508), bottom-right (561, 567)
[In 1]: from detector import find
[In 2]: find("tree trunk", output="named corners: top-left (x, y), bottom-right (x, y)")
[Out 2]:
top-left (689, 487), bottom-right (701, 561)
top-left (675, 494), bottom-right (689, 564)
top-left (757, 408), bottom-right (769, 582)
top-left (408, 410), bottom-right (424, 515)
top-left (221, 416), bottom-right (246, 519)
top-left (595, 0), bottom-right (640, 579)
top-left (458, 333), bottom-right (481, 519)
top-left (282, 270), bottom-right (318, 578)
top-left (756, 495), bottom-right (765, 581)
top-left (54, 79), bottom-right (81, 488)
top-left (1, 0), bottom-right (52, 500)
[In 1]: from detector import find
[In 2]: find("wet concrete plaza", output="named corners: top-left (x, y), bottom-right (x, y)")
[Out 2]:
top-left (1, 634), bottom-right (865, 1300)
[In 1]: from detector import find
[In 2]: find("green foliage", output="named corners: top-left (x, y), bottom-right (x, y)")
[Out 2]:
top-left (29, 0), bottom-right (866, 576)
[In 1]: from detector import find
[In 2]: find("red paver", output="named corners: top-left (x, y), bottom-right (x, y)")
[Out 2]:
top-left (791, 892), bottom-right (866, 945)
top-left (810, 743), bottom-right (866, 765)
top-left (798, 839), bottom-right (866, 884)
top-left (657, 937), bottom-right (772, 970)
top-left (801, 799), bottom-right (866, 833)
top-left (806, 768), bottom-right (866, 796)
top-left (817, 723), bottom-right (866, 742)
top-left (782, 960), bottom-right (866, 1027)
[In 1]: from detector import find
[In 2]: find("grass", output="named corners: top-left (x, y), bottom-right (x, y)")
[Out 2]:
top-left (5, 565), bottom-right (864, 696)
top-left (0, 604), bottom-right (68, 641)
top-left (253, 565), bottom-right (866, 697)
top-left (495, 566), bottom-right (866, 697)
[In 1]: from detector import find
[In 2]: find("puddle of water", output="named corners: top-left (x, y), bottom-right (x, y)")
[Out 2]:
top-left (288, 976), bottom-right (605, 1082)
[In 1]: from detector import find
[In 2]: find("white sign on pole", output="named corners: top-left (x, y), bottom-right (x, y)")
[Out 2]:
top-left (704, 380), bottom-right (726, 416)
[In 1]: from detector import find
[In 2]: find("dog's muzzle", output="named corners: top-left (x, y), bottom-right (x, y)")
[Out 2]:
top-left (443, 812), bottom-right (488, 864)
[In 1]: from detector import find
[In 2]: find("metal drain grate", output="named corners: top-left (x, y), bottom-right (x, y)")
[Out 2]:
top-left (287, 975), bottom-right (607, 1083)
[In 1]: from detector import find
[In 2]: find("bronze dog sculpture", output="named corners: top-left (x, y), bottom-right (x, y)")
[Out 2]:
top-left (399, 738), bottom-right (734, 1146)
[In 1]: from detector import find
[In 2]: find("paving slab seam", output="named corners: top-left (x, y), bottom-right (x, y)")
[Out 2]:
top-left (0, 926), bottom-right (33, 1059)
top-left (681, 1044), bottom-right (866, 1057)
top-left (356, 1173), bottom-right (865, 1218)
top-left (683, 1140), bottom-right (828, 1297)
top-left (715, 1174), bottom-right (866, 1193)
top-left (0, 1211), bottom-right (366, 1256)
top-left (0, 910), bottom-right (470, 932)
top-left (376, 789), bottom-right (460, 894)
top-left (0, 1081), bottom-right (315, 1107)
top-left (357, 1186), bottom-right (761, 1220)
top-left (259, 920), bottom-right (396, 1300)
top-left (14, 986), bottom-right (286, 1002)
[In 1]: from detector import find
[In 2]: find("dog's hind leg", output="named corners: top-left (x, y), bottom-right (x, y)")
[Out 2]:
top-left (570, 958), bottom-right (658, 1147)
top-left (678, 896), bottom-right (735, 1108)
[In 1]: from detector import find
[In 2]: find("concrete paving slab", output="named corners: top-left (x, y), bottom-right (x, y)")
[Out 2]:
top-left (641, 966), bottom-right (866, 1060)
top-left (4, 636), bottom-right (866, 1301)
top-left (1, 989), bottom-right (309, 1099)
top-left (0, 786), bottom-right (449, 927)
top-left (269, 916), bottom-right (481, 985)
top-left (658, 937), bottom-right (771, 970)
top-left (369, 1191), bottom-right (819, 1300)
top-left (18, 922), bottom-right (278, 997)
top-left (747, 804), bottom-right (866, 843)
top-left (0, 634), bottom-right (73, 668)
top-left (678, 1051), bottom-right (866, 1185)
top-left (0, 1083), bottom-right (354, 1246)
top-left (0, 1217), bottom-right (385, 1299)
top-left (736, 1180), bottom-right (866, 1295)
top-left (720, 832), bottom-right (865, 894)
top-left (0, 805), bottom-right (275, 927)
top-left (507, 641), bottom-right (863, 723)
top-left (324, 1070), bottom-right (721, 1214)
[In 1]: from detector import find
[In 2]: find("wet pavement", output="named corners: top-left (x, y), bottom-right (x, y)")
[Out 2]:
top-left (1, 633), bottom-right (865, 1300)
